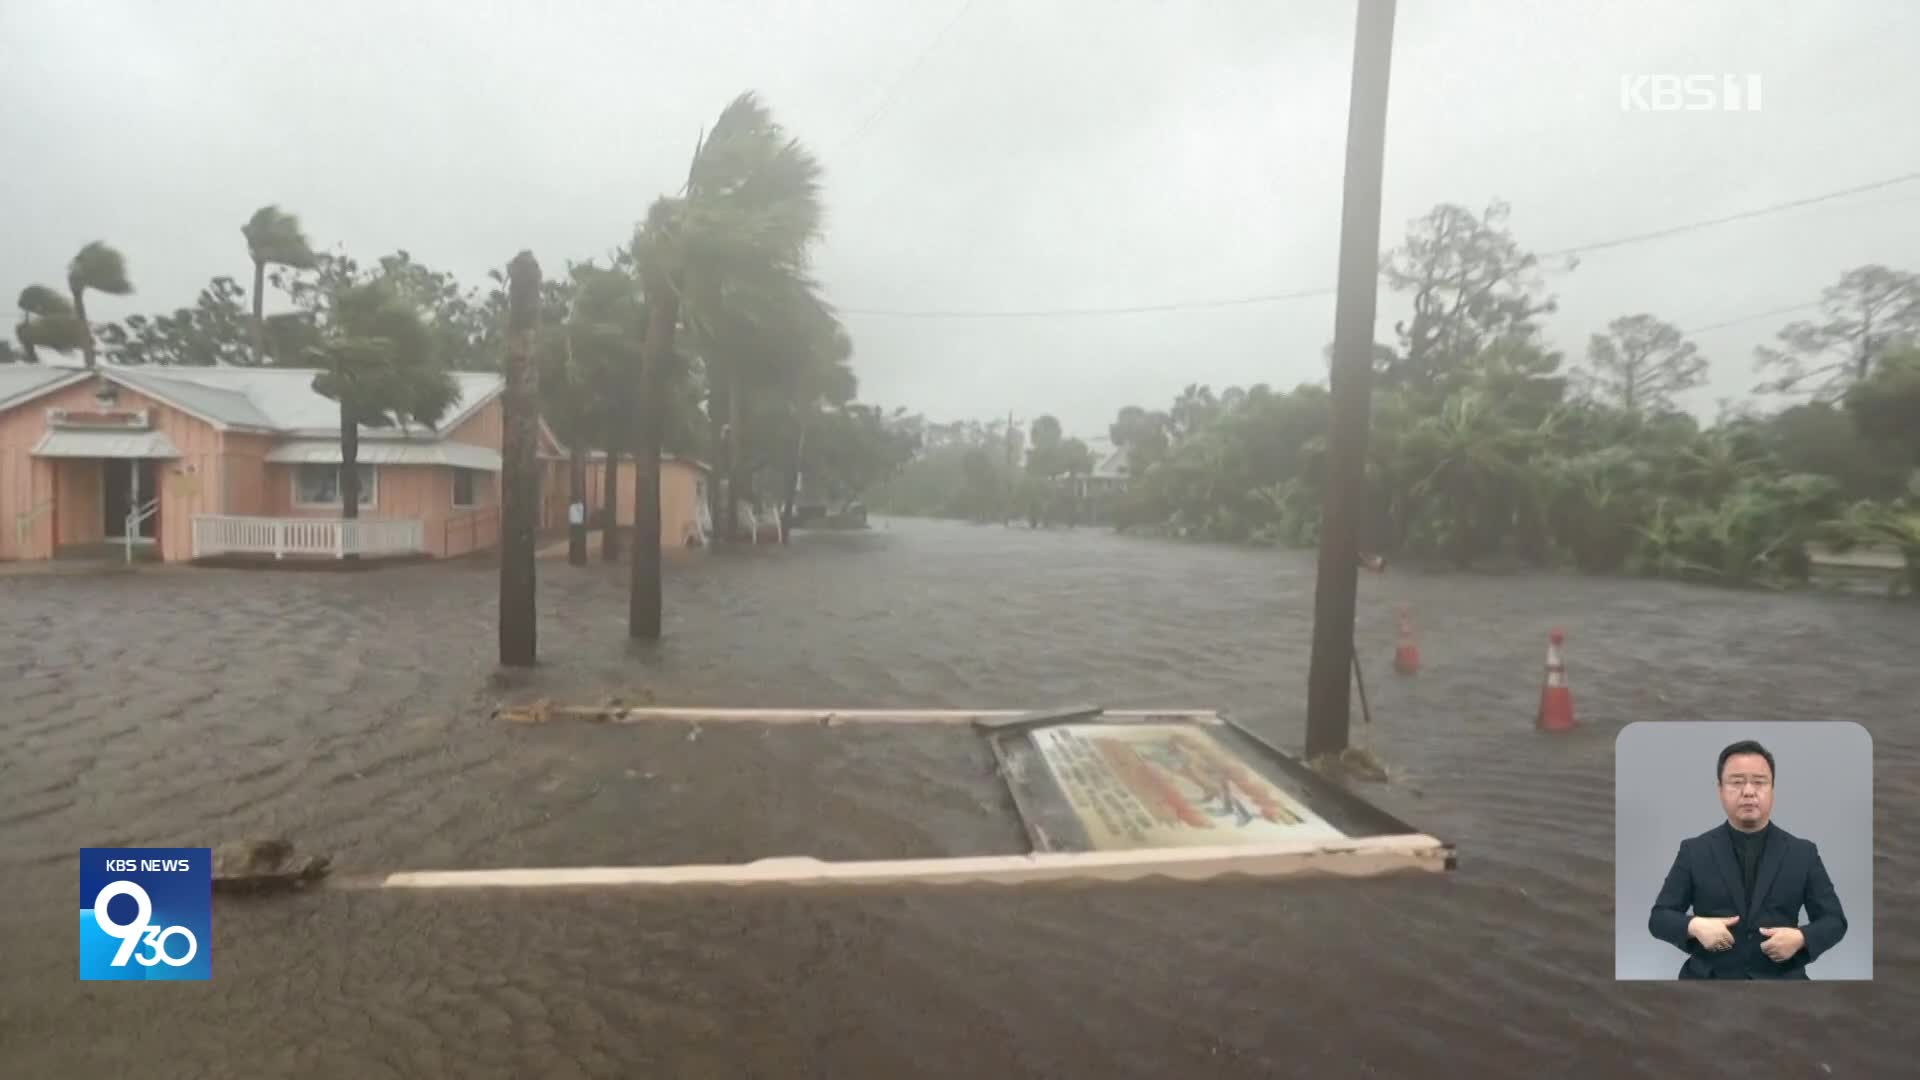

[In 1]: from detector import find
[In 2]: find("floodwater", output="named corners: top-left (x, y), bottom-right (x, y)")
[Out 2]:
top-left (1, 517), bottom-right (1914, 1078)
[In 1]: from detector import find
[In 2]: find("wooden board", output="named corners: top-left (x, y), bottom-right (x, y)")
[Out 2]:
top-left (504, 704), bottom-right (1225, 727)
top-left (456, 704), bottom-right (1459, 889)
top-left (1017, 723), bottom-right (1347, 850)
top-left (366, 834), bottom-right (1452, 891)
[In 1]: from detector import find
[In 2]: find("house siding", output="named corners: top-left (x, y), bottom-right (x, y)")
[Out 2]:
top-left (0, 376), bottom-right (226, 562)
top-left (220, 434), bottom-right (276, 517)
top-left (0, 372), bottom-right (553, 564)
top-left (583, 459), bottom-right (707, 548)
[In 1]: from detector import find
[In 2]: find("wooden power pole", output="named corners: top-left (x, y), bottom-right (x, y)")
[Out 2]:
top-left (498, 250), bottom-right (542, 668)
top-left (1305, 0), bottom-right (1396, 759)
top-left (1003, 409), bottom-right (1017, 526)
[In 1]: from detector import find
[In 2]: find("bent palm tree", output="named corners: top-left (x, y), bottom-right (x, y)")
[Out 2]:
top-left (243, 206), bottom-right (318, 364)
top-left (16, 285), bottom-right (88, 363)
top-left (629, 91), bottom-right (825, 639)
top-left (67, 242), bottom-right (133, 368)
top-left (310, 281), bottom-right (458, 532)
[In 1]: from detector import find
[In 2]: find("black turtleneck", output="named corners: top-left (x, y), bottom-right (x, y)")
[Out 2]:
top-left (1730, 822), bottom-right (1771, 901)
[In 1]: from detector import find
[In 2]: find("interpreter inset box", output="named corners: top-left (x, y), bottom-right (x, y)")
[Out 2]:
top-left (1614, 722), bottom-right (1872, 980)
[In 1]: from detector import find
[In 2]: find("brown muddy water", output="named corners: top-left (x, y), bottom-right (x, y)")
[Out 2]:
top-left (2, 517), bottom-right (1914, 1078)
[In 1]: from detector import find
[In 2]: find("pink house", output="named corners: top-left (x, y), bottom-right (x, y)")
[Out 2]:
top-left (0, 365), bottom-right (567, 563)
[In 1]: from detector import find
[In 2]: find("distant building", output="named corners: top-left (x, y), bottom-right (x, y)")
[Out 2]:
top-left (0, 365), bottom-right (704, 563)
top-left (1063, 436), bottom-right (1132, 500)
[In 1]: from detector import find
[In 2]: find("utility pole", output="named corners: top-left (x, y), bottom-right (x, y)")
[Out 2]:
top-left (1305, 0), bottom-right (1396, 760)
top-left (1003, 408), bottom-right (1018, 526)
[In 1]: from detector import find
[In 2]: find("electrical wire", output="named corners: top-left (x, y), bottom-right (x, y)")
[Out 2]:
top-left (836, 171), bottom-right (1920, 320)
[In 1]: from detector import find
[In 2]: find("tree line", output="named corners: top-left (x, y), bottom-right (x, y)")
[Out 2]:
top-left (4, 93), bottom-right (933, 652)
top-left (872, 200), bottom-right (1920, 593)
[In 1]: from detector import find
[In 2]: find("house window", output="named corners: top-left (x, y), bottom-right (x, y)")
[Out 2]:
top-left (452, 468), bottom-right (479, 508)
top-left (293, 464), bottom-right (376, 508)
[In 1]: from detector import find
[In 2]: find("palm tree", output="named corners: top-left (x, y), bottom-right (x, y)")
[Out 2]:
top-left (629, 91), bottom-right (826, 639)
top-left (16, 285), bottom-right (88, 363)
top-left (538, 265), bottom-right (629, 565)
top-left (499, 251), bottom-right (542, 666)
top-left (1401, 390), bottom-right (1549, 566)
top-left (696, 277), bottom-right (840, 541)
top-left (780, 324), bottom-right (857, 529)
top-left (560, 264), bottom-right (648, 562)
top-left (309, 280), bottom-right (457, 531)
top-left (67, 242), bottom-right (133, 368)
top-left (243, 206), bottom-right (318, 364)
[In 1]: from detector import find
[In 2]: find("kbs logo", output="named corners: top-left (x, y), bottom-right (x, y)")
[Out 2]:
top-left (1620, 74), bottom-right (1763, 112)
top-left (80, 847), bottom-right (211, 981)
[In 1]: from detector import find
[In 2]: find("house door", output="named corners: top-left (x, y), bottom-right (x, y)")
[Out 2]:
top-left (103, 459), bottom-right (159, 540)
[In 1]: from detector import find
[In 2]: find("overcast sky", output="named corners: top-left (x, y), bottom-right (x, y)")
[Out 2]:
top-left (5, 0), bottom-right (1918, 438)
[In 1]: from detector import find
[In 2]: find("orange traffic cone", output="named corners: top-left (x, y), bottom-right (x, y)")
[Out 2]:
top-left (1393, 606), bottom-right (1420, 675)
top-left (1537, 628), bottom-right (1575, 732)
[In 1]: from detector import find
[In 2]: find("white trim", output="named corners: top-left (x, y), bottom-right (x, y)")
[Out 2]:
top-left (266, 438), bottom-right (502, 472)
top-left (31, 428), bottom-right (182, 459)
top-left (291, 463), bottom-right (379, 509)
top-left (435, 381), bottom-right (506, 436)
top-left (537, 417), bottom-right (567, 459)
top-left (0, 369), bottom-right (92, 415)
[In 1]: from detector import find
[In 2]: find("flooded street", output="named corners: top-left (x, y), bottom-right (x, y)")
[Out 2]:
top-left (3, 517), bottom-right (1915, 1078)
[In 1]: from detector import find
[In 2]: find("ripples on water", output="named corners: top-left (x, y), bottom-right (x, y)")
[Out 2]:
top-left (1, 518), bottom-right (1914, 1077)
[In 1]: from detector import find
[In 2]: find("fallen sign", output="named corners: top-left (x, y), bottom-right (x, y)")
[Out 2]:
top-left (374, 705), bottom-right (1452, 891)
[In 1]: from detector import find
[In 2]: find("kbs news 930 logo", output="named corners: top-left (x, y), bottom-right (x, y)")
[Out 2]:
top-left (79, 848), bottom-right (211, 981)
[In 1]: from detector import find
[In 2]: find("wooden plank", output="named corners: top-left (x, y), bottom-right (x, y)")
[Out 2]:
top-left (366, 834), bottom-right (1451, 891)
top-left (971, 703), bottom-right (1104, 733)
top-left (502, 705), bottom-right (1223, 726)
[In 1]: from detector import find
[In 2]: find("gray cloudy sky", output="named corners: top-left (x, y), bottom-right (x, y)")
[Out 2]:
top-left (5, 0), bottom-right (1918, 438)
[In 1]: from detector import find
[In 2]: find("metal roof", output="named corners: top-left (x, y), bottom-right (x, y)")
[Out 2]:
top-left (107, 367), bottom-right (280, 430)
top-left (106, 367), bottom-right (503, 434)
top-left (0, 367), bottom-right (88, 412)
top-left (32, 428), bottom-right (183, 459)
top-left (265, 439), bottom-right (503, 472)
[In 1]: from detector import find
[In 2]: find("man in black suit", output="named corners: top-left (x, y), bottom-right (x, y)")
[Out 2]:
top-left (1647, 740), bottom-right (1848, 979)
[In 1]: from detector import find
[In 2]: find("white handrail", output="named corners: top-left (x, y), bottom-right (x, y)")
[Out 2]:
top-left (125, 498), bottom-right (160, 564)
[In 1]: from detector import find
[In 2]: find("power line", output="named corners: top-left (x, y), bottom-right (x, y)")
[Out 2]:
top-left (838, 285), bottom-right (1335, 320)
top-left (836, 170), bottom-right (1920, 320)
top-left (1678, 301), bottom-right (1824, 337)
top-left (833, 0), bottom-right (977, 158)
top-left (1539, 171), bottom-right (1920, 258)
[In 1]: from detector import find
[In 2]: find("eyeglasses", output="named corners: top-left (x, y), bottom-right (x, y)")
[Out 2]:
top-left (1721, 777), bottom-right (1772, 791)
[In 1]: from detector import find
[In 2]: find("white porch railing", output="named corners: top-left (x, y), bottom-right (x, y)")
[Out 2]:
top-left (191, 515), bottom-right (425, 559)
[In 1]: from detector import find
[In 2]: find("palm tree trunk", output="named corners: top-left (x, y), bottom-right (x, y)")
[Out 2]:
top-left (707, 367), bottom-right (729, 542)
top-left (723, 366), bottom-right (743, 542)
top-left (498, 251), bottom-right (542, 667)
top-left (339, 397), bottom-right (361, 563)
top-left (1305, 0), bottom-right (1396, 761)
top-left (250, 258), bottom-right (268, 365)
top-left (782, 414), bottom-right (807, 541)
top-left (630, 285), bottom-right (675, 639)
top-left (568, 438), bottom-right (588, 566)
top-left (70, 287), bottom-right (94, 369)
top-left (601, 415), bottom-right (623, 562)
